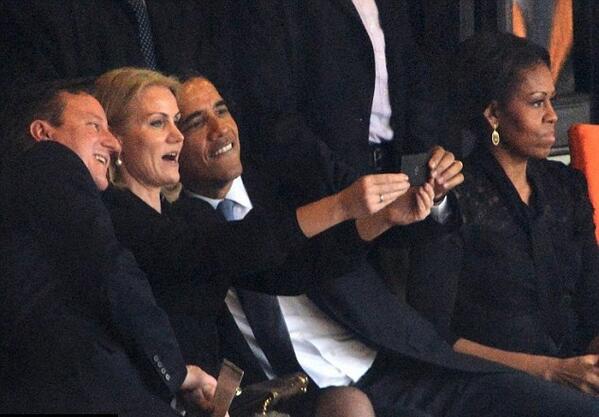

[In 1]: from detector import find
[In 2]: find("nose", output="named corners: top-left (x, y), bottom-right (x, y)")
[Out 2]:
top-left (545, 100), bottom-right (558, 124)
top-left (207, 114), bottom-right (228, 139)
top-left (102, 129), bottom-right (121, 153)
top-left (167, 121), bottom-right (184, 144)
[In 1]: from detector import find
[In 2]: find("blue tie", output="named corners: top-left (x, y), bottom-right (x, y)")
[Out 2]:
top-left (217, 198), bottom-right (237, 221)
top-left (127, 0), bottom-right (158, 69)
top-left (216, 198), bottom-right (302, 376)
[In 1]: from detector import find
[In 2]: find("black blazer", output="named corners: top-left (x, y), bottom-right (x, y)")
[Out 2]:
top-left (0, 0), bottom-right (234, 103)
top-left (103, 163), bottom-right (365, 377)
top-left (214, 170), bottom-right (504, 386)
top-left (0, 142), bottom-right (185, 414)
top-left (233, 0), bottom-right (442, 202)
top-left (409, 147), bottom-right (599, 357)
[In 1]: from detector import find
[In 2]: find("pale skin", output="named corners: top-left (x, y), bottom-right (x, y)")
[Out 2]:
top-left (453, 63), bottom-right (599, 395)
top-left (30, 89), bottom-right (220, 411)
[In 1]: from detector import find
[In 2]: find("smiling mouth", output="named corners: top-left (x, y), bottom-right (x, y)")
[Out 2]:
top-left (94, 153), bottom-right (109, 166)
top-left (162, 151), bottom-right (179, 162)
top-left (210, 143), bottom-right (233, 159)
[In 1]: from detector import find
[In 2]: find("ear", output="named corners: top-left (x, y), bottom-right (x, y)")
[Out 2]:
top-left (29, 119), bottom-right (54, 142)
top-left (483, 101), bottom-right (500, 129)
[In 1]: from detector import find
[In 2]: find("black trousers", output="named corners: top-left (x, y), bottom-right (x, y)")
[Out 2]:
top-left (355, 352), bottom-right (599, 417)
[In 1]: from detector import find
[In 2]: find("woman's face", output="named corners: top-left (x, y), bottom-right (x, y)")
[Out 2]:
top-left (119, 85), bottom-right (183, 191)
top-left (494, 64), bottom-right (557, 160)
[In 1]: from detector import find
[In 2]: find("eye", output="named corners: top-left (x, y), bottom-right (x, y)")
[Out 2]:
top-left (150, 118), bottom-right (165, 128)
top-left (89, 122), bottom-right (100, 132)
top-left (531, 100), bottom-right (545, 108)
top-left (216, 106), bottom-right (230, 117)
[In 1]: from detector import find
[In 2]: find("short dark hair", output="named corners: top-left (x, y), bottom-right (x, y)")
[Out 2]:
top-left (448, 31), bottom-right (550, 147)
top-left (0, 77), bottom-right (96, 172)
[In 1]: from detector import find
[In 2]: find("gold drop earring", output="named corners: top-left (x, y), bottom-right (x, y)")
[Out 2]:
top-left (491, 123), bottom-right (500, 146)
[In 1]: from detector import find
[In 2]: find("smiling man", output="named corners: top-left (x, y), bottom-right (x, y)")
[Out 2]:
top-left (0, 79), bottom-right (216, 415)
top-left (173, 75), bottom-right (599, 417)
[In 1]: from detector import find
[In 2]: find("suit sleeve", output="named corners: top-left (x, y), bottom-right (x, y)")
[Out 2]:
top-left (20, 143), bottom-right (187, 397)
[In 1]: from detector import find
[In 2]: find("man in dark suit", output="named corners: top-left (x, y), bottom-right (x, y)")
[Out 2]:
top-left (173, 76), bottom-right (599, 417)
top-left (0, 80), bottom-right (218, 415)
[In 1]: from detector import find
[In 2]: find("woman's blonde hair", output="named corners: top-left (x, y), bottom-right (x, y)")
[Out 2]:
top-left (95, 67), bottom-right (180, 136)
top-left (94, 67), bottom-right (181, 190)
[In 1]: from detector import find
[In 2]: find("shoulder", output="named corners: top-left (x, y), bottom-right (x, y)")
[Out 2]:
top-left (532, 159), bottom-right (589, 198)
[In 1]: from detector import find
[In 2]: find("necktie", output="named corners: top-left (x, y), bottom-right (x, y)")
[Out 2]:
top-left (127, 0), bottom-right (158, 69)
top-left (216, 198), bottom-right (302, 376)
top-left (236, 289), bottom-right (303, 377)
top-left (217, 198), bottom-right (237, 221)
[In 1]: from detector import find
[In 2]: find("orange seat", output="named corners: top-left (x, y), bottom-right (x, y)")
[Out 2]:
top-left (568, 124), bottom-right (599, 243)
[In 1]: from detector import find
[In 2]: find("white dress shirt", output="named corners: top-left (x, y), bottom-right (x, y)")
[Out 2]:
top-left (186, 177), bottom-right (379, 387)
top-left (352, 0), bottom-right (394, 144)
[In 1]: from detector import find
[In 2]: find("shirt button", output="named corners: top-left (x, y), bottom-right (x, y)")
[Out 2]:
top-left (165, 374), bottom-right (171, 381)
top-left (157, 361), bottom-right (163, 368)
top-left (161, 368), bottom-right (167, 374)
top-left (153, 355), bottom-right (159, 362)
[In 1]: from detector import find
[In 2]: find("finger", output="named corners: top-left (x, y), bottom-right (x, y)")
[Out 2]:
top-left (422, 182), bottom-right (435, 200)
top-left (436, 160), bottom-right (463, 185)
top-left (379, 189), bottom-right (409, 206)
top-left (374, 181), bottom-right (411, 196)
top-left (431, 152), bottom-right (456, 180)
top-left (367, 173), bottom-right (409, 185)
top-left (427, 146), bottom-right (445, 171)
top-left (441, 173), bottom-right (464, 194)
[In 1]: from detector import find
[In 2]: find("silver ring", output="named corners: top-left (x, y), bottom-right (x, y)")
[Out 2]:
top-left (379, 194), bottom-right (384, 203)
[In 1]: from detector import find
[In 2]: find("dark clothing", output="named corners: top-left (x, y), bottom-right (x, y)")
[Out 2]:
top-left (235, 0), bottom-right (442, 202)
top-left (0, 0), bottom-right (232, 100)
top-left (409, 147), bottom-right (599, 357)
top-left (0, 142), bottom-right (184, 415)
top-left (102, 171), bottom-right (364, 377)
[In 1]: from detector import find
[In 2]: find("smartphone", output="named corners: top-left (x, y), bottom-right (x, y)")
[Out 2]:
top-left (401, 152), bottom-right (430, 186)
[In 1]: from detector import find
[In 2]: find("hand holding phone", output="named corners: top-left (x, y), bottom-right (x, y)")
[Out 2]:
top-left (400, 152), bottom-right (430, 186)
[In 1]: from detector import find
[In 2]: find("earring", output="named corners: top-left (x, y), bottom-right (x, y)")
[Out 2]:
top-left (491, 123), bottom-right (500, 146)
top-left (115, 155), bottom-right (123, 167)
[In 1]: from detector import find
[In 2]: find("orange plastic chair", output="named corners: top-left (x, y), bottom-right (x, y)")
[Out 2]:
top-left (568, 124), bottom-right (599, 243)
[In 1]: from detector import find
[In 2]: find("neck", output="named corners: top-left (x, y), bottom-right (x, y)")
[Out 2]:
top-left (122, 170), bottom-right (163, 213)
top-left (490, 146), bottom-right (531, 204)
top-left (186, 180), bottom-right (233, 200)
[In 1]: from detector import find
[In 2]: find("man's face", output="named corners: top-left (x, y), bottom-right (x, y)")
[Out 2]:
top-left (47, 92), bottom-right (120, 190)
top-left (177, 78), bottom-right (242, 196)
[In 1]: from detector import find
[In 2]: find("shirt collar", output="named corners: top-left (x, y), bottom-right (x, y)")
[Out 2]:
top-left (184, 176), bottom-right (253, 212)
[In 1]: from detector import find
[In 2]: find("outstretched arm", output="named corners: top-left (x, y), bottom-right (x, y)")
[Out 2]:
top-left (296, 173), bottom-right (410, 238)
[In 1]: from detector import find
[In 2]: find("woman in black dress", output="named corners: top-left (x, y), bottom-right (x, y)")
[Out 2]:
top-left (95, 67), bottom-right (428, 416)
top-left (409, 32), bottom-right (599, 396)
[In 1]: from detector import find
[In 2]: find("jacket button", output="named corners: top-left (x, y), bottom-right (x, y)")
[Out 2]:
top-left (161, 368), bottom-right (167, 374)
top-left (157, 361), bottom-right (163, 368)
top-left (165, 374), bottom-right (171, 381)
top-left (153, 355), bottom-right (160, 362)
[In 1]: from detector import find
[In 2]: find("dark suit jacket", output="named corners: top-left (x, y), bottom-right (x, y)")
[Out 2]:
top-left (0, 0), bottom-right (233, 104)
top-left (212, 169), bottom-right (504, 392)
top-left (0, 142), bottom-right (185, 414)
top-left (233, 0), bottom-right (443, 202)
top-left (409, 147), bottom-right (599, 357)
top-left (103, 165), bottom-right (365, 377)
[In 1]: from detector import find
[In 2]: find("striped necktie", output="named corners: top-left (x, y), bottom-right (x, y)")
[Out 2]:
top-left (127, 0), bottom-right (158, 69)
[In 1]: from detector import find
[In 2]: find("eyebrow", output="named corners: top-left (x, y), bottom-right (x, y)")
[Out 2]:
top-left (214, 99), bottom-right (227, 108)
top-left (179, 110), bottom-right (203, 129)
